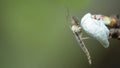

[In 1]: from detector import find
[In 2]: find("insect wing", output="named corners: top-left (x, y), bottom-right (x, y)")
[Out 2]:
top-left (72, 30), bottom-right (92, 64)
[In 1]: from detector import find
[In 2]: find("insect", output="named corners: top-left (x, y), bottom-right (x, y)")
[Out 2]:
top-left (67, 10), bottom-right (120, 64)
top-left (70, 16), bottom-right (92, 64)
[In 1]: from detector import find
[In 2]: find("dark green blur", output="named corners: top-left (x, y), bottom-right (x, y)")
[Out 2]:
top-left (0, 0), bottom-right (120, 68)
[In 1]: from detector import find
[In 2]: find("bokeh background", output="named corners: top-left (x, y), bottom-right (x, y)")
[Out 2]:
top-left (0, 0), bottom-right (120, 68)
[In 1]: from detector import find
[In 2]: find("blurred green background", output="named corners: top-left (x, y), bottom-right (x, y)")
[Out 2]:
top-left (0, 0), bottom-right (120, 68)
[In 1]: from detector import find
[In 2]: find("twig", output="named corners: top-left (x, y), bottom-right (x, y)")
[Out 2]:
top-left (109, 14), bottom-right (120, 39)
top-left (109, 28), bottom-right (120, 40)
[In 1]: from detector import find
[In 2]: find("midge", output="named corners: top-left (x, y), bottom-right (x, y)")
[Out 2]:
top-left (70, 16), bottom-right (92, 64)
top-left (68, 13), bottom-right (120, 64)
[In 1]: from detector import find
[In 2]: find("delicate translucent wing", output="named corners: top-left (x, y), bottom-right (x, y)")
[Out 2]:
top-left (81, 13), bottom-right (109, 48)
top-left (72, 30), bottom-right (92, 64)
